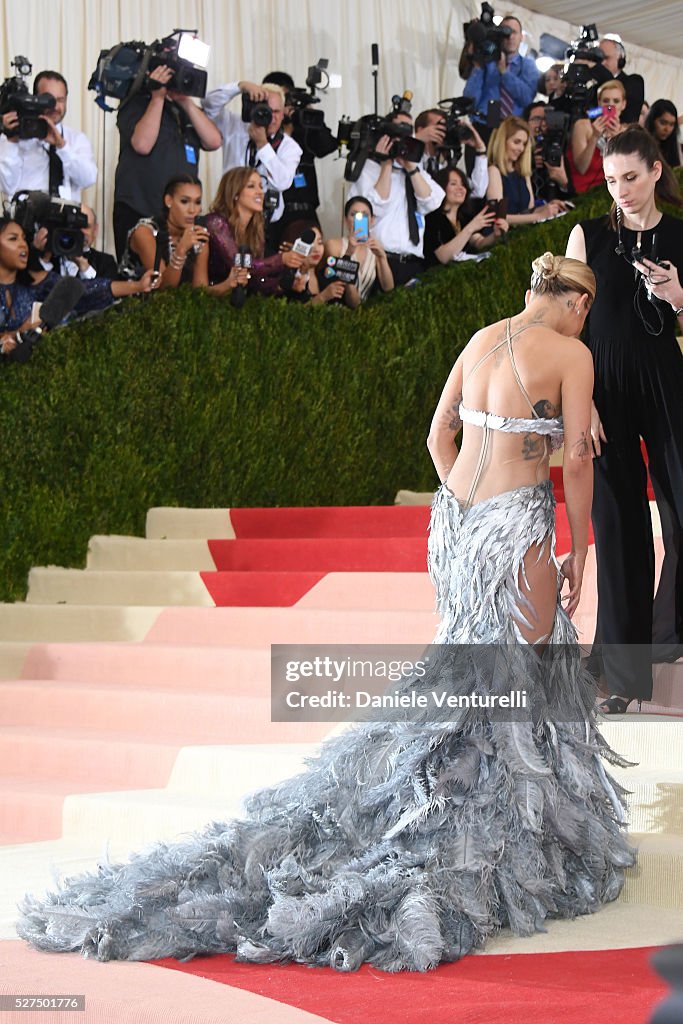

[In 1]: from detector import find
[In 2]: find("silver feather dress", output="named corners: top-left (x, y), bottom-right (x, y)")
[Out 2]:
top-left (16, 472), bottom-right (636, 972)
top-left (17, 322), bottom-right (636, 969)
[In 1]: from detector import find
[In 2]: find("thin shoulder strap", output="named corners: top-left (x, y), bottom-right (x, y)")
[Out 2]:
top-left (506, 318), bottom-right (539, 419)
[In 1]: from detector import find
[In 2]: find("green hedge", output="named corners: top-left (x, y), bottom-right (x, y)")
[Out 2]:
top-left (0, 186), bottom-right (660, 599)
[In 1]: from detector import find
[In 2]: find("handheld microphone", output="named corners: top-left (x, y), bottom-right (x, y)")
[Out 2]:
top-left (11, 277), bottom-right (85, 363)
top-left (280, 228), bottom-right (316, 292)
top-left (230, 245), bottom-right (252, 309)
top-left (371, 44), bottom-right (379, 67)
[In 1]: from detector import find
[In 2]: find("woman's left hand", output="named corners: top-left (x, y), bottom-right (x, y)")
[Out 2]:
top-left (633, 256), bottom-right (683, 308)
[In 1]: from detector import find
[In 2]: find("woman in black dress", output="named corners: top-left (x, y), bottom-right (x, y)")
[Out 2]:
top-left (566, 126), bottom-right (683, 713)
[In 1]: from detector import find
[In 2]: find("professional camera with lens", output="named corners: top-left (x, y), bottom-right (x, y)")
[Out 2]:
top-left (241, 95), bottom-right (273, 127)
top-left (464, 2), bottom-right (512, 64)
top-left (89, 30), bottom-right (209, 111)
top-left (434, 96), bottom-right (476, 162)
top-left (0, 56), bottom-right (56, 140)
top-left (8, 190), bottom-right (88, 258)
top-left (337, 92), bottom-right (424, 182)
top-left (537, 109), bottom-right (570, 166)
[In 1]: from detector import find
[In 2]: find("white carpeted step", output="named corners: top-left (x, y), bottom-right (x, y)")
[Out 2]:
top-left (165, 742), bottom-right (318, 793)
top-left (146, 507), bottom-right (235, 539)
top-left (26, 568), bottom-right (214, 607)
top-left (87, 535), bottom-right (216, 571)
top-left (599, 719), bottom-right (683, 771)
top-left (0, 604), bottom-right (162, 642)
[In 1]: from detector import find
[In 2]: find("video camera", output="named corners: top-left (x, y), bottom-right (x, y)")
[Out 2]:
top-left (434, 96), bottom-right (476, 163)
top-left (337, 92), bottom-right (424, 182)
top-left (88, 29), bottom-right (209, 111)
top-left (7, 190), bottom-right (87, 258)
top-left (464, 3), bottom-right (512, 64)
top-left (535, 109), bottom-right (570, 166)
top-left (561, 24), bottom-right (609, 117)
top-left (0, 57), bottom-right (56, 140)
top-left (286, 58), bottom-right (341, 130)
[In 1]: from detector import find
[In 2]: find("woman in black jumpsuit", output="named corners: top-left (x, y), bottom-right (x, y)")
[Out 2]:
top-left (566, 126), bottom-right (683, 712)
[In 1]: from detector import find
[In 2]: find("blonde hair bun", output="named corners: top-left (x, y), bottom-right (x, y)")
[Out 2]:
top-left (531, 252), bottom-right (563, 281)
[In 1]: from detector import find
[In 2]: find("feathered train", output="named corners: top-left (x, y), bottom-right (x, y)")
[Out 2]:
top-left (17, 482), bottom-right (635, 970)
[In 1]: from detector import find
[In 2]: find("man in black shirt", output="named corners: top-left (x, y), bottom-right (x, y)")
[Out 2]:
top-left (112, 65), bottom-right (221, 259)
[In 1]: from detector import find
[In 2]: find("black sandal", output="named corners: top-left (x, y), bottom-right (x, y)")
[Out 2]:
top-left (598, 695), bottom-right (643, 715)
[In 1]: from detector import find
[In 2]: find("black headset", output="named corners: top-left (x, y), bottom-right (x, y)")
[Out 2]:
top-left (614, 39), bottom-right (627, 70)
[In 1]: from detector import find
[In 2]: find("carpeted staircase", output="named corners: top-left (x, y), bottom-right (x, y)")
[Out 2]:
top-left (0, 496), bottom-right (681, 1024)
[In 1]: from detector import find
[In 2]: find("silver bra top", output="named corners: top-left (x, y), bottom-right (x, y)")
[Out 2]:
top-left (459, 403), bottom-right (564, 442)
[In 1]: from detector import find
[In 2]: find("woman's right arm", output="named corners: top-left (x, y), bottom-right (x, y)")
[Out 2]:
top-left (426, 352), bottom-right (465, 480)
top-left (571, 117), bottom-right (603, 176)
top-left (559, 344), bottom-right (594, 616)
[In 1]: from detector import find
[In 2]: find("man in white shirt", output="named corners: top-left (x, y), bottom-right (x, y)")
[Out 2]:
top-left (347, 111), bottom-right (444, 285)
top-left (415, 108), bottom-right (489, 198)
top-left (0, 71), bottom-right (97, 201)
top-left (202, 80), bottom-right (302, 225)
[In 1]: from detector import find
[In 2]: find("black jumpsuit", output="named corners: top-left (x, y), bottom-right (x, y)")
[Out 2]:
top-left (582, 213), bottom-right (683, 700)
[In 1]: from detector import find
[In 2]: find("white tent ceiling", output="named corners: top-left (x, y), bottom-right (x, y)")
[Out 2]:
top-left (520, 1), bottom-right (683, 60)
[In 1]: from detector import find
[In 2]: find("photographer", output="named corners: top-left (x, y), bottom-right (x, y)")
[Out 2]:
top-left (347, 110), bottom-right (444, 286)
top-left (462, 15), bottom-right (538, 141)
top-left (414, 108), bottom-right (489, 198)
top-left (201, 80), bottom-right (302, 228)
top-left (0, 71), bottom-right (96, 201)
top-left (524, 101), bottom-right (574, 203)
top-left (599, 36), bottom-right (645, 127)
top-left (32, 203), bottom-right (119, 280)
top-left (113, 65), bottom-right (221, 260)
top-left (262, 71), bottom-right (338, 240)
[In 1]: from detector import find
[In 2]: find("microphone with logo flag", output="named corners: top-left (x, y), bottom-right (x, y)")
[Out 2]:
top-left (280, 227), bottom-right (316, 292)
top-left (230, 245), bottom-right (252, 309)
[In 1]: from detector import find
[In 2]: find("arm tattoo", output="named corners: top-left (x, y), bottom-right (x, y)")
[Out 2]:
top-left (448, 393), bottom-right (463, 432)
top-left (572, 430), bottom-right (591, 461)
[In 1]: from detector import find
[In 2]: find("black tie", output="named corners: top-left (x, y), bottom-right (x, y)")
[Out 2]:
top-left (405, 172), bottom-right (419, 245)
top-left (48, 145), bottom-right (64, 197)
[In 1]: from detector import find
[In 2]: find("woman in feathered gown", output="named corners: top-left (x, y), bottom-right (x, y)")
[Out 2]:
top-left (18, 253), bottom-right (635, 972)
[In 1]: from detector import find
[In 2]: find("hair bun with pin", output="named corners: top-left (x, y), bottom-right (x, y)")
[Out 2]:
top-left (531, 252), bottom-right (562, 281)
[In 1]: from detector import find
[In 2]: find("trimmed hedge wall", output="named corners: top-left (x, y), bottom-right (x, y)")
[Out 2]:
top-left (0, 187), bottom-right (666, 599)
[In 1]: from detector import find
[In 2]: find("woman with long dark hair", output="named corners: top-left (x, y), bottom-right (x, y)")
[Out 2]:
top-left (424, 166), bottom-right (506, 265)
top-left (205, 167), bottom-right (304, 297)
top-left (644, 99), bottom-right (681, 168)
top-left (119, 174), bottom-right (210, 289)
top-left (566, 125), bottom-right (683, 712)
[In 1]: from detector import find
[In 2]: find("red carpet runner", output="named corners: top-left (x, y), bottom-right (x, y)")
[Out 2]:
top-left (155, 946), bottom-right (667, 1024)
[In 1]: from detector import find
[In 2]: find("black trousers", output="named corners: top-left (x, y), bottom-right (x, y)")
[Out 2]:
top-left (590, 397), bottom-right (683, 701)
top-left (385, 253), bottom-right (425, 287)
